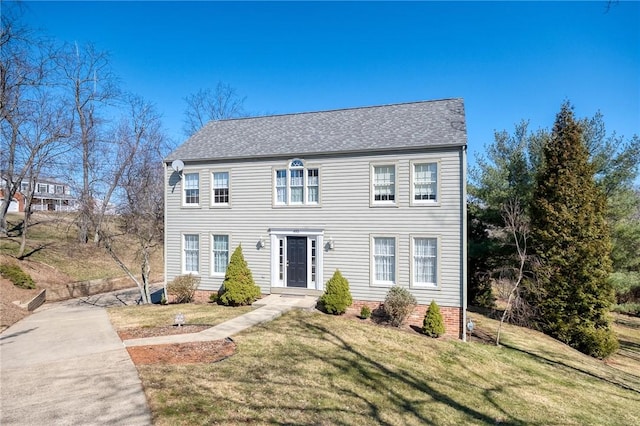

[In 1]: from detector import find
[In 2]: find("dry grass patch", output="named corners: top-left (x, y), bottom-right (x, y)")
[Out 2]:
top-left (133, 310), bottom-right (640, 425)
top-left (107, 303), bottom-right (253, 331)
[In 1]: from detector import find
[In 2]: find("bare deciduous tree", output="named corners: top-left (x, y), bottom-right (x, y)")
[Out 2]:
top-left (17, 90), bottom-right (73, 258)
top-left (98, 97), bottom-right (165, 304)
top-left (56, 41), bottom-right (119, 243)
top-left (496, 199), bottom-right (532, 346)
top-left (1, 6), bottom-right (72, 237)
top-left (182, 81), bottom-right (246, 137)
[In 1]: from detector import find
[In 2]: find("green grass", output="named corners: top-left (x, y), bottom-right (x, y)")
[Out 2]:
top-left (108, 304), bottom-right (253, 330)
top-left (128, 310), bottom-right (640, 425)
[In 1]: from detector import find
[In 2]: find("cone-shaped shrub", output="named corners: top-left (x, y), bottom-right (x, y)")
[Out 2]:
top-left (217, 245), bottom-right (261, 306)
top-left (320, 269), bottom-right (353, 314)
top-left (422, 300), bottom-right (445, 337)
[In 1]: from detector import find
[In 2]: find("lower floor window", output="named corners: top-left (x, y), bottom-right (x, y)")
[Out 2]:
top-left (414, 237), bottom-right (437, 286)
top-left (184, 234), bottom-right (199, 273)
top-left (212, 234), bottom-right (229, 274)
top-left (373, 237), bottom-right (396, 284)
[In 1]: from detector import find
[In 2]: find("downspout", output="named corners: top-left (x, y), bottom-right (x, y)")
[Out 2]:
top-left (461, 144), bottom-right (468, 342)
top-left (163, 161), bottom-right (168, 303)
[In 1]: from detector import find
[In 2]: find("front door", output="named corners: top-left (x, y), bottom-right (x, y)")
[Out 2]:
top-left (286, 236), bottom-right (307, 288)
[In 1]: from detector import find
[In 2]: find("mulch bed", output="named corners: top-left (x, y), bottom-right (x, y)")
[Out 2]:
top-left (126, 338), bottom-right (236, 365)
top-left (119, 324), bottom-right (237, 365)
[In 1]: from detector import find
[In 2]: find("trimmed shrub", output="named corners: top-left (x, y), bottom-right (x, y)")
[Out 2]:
top-left (383, 286), bottom-right (417, 327)
top-left (0, 263), bottom-right (35, 289)
top-left (167, 274), bottom-right (200, 303)
top-left (218, 245), bottom-right (261, 306)
top-left (320, 269), bottom-right (353, 314)
top-left (360, 305), bottom-right (371, 319)
top-left (423, 300), bottom-right (445, 337)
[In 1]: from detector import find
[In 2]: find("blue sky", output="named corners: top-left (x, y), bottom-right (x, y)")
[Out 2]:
top-left (17, 1), bottom-right (640, 166)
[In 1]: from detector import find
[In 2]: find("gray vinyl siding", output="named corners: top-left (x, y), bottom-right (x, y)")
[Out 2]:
top-left (165, 148), bottom-right (464, 308)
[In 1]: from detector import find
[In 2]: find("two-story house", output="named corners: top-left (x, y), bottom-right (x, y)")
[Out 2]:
top-left (164, 98), bottom-right (468, 338)
top-left (1, 176), bottom-right (75, 213)
top-left (22, 178), bottom-right (76, 212)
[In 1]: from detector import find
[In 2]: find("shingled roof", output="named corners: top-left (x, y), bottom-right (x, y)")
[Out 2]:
top-left (165, 98), bottom-right (466, 163)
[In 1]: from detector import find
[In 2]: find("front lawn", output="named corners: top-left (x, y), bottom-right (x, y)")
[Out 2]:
top-left (125, 309), bottom-right (640, 425)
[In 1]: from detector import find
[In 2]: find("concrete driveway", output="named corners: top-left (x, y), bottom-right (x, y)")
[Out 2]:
top-left (0, 287), bottom-right (157, 425)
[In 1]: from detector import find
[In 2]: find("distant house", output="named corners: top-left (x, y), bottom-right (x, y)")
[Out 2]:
top-left (164, 99), bottom-right (468, 338)
top-left (0, 189), bottom-right (24, 213)
top-left (1, 177), bottom-right (76, 213)
top-left (27, 178), bottom-right (76, 212)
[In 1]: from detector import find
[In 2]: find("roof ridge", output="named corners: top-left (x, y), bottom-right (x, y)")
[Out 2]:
top-left (209, 97), bottom-right (463, 123)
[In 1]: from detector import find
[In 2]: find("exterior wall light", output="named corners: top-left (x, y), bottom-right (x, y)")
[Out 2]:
top-left (258, 236), bottom-right (266, 249)
top-left (328, 237), bottom-right (335, 250)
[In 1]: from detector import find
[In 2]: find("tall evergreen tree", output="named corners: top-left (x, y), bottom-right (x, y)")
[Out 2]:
top-left (528, 103), bottom-right (618, 358)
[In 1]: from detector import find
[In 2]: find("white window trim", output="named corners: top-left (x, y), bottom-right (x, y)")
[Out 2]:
top-left (210, 170), bottom-right (231, 208)
top-left (182, 233), bottom-right (201, 275)
top-left (272, 160), bottom-right (321, 207)
top-left (410, 159), bottom-right (441, 207)
top-left (210, 233), bottom-right (231, 277)
top-left (370, 162), bottom-right (398, 207)
top-left (269, 228), bottom-right (324, 290)
top-left (410, 234), bottom-right (441, 289)
top-left (370, 234), bottom-right (398, 287)
top-left (182, 171), bottom-right (201, 207)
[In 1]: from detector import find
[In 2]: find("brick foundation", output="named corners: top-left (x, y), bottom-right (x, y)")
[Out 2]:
top-left (193, 290), bottom-right (217, 303)
top-left (349, 300), bottom-right (462, 339)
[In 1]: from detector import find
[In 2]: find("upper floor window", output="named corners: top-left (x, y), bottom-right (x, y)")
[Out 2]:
top-left (184, 173), bottom-right (199, 205)
top-left (37, 183), bottom-right (49, 194)
top-left (372, 165), bottom-right (395, 204)
top-left (274, 159), bottom-right (319, 206)
top-left (55, 185), bottom-right (64, 194)
top-left (412, 162), bottom-right (438, 203)
top-left (212, 172), bottom-right (229, 205)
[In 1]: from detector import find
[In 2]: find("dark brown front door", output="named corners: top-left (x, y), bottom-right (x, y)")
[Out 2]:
top-left (287, 237), bottom-right (307, 288)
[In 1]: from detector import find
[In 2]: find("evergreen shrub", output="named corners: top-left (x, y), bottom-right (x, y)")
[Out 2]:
top-left (383, 286), bottom-right (417, 327)
top-left (422, 300), bottom-right (445, 337)
top-left (360, 305), bottom-right (371, 319)
top-left (609, 272), bottom-right (640, 304)
top-left (320, 269), bottom-right (352, 314)
top-left (218, 245), bottom-right (261, 306)
top-left (612, 303), bottom-right (640, 316)
top-left (572, 324), bottom-right (619, 359)
top-left (0, 263), bottom-right (35, 289)
top-left (167, 274), bottom-right (200, 303)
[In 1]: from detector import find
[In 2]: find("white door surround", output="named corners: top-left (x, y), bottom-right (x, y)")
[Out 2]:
top-left (269, 228), bottom-right (324, 291)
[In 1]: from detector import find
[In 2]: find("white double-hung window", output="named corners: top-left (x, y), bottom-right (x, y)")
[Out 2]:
top-left (413, 237), bottom-right (438, 287)
top-left (183, 234), bottom-right (200, 274)
top-left (372, 165), bottom-right (396, 204)
top-left (412, 161), bottom-right (438, 204)
top-left (211, 234), bottom-right (229, 275)
top-left (212, 171), bottom-right (229, 205)
top-left (184, 173), bottom-right (200, 205)
top-left (274, 159), bottom-right (319, 206)
top-left (372, 236), bottom-right (396, 285)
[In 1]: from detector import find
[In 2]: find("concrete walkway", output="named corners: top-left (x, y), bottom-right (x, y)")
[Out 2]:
top-left (1, 289), bottom-right (317, 425)
top-left (0, 287), bottom-right (154, 426)
top-left (123, 293), bottom-right (318, 347)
